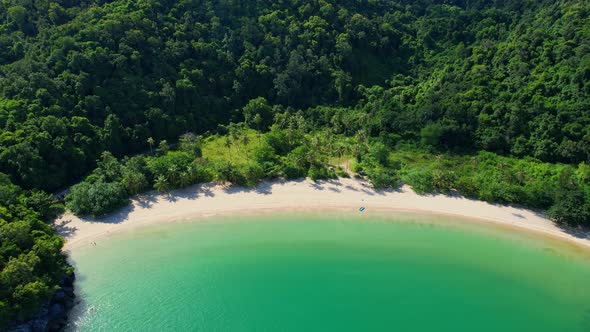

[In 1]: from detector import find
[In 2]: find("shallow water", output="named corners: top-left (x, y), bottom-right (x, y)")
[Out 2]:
top-left (67, 213), bottom-right (590, 331)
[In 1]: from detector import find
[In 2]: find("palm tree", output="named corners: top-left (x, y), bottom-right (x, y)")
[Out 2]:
top-left (179, 171), bottom-right (191, 187)
top-left (324, 130), bottom-right (335, 159)
top-left (516, 169), bottom-right (526, 184)
top-left (292, 152), bottom-right (305, 169)
top-left (186, 164), bottom-right (199, 183)
top-left (358, 112), bottom-right (370, 136)
top-left (354, 129), bottom-right (368, 160)
top-left (310, 136), bottom-right (321, 151)
top-left (147, 137), bottom-right (155, 155)
top-left (296, 114), bottom-right (308, 133)
top-left (226, 123), bottom-right (243, 153)
top-left (195, 135), bottom-right (204, 148)
top-left (167, 165), bottom-right (180, 186)
top-left (337, 142), bottom-right (349, 172)
top-left (253, 113), bottom-right (263, 143)
top-left (123, 171), bottom-right (147, 194)
top-left (154, 175), bottom-right (169, 192)
top-left (307, 150), bottom-right (318, 165)
top-left (224, 137), bottom-right (233, 161)
top-left (232, 132), bottom-right (241, 152)
top-left (330, 113), bottom-right (343, 135)
top-left (241, 135), bottom-right (251, 159)
top-left (286, 125), bottom-right (296, 146)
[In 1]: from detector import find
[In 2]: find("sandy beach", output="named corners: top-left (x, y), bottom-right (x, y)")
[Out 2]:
top-left (54, 178), bottom-right (590, 250)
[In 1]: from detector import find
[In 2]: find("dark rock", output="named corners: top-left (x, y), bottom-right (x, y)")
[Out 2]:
top-left (10, 323), bottom-right (33, 332)
top-left (48, 317), bottom-right (67, 332)
top-left (52, 290), bottom-right (67, 304)
top-left (49, 304), bottom-right (65, 319)
top-left (31, 318), bottom-right (48, 332)
top-left (61, 286), bottom-right (75, 298)
top-left (9, 270), bottom-right (76, 332)
top-left (60, 272), bottom-right (75, 287)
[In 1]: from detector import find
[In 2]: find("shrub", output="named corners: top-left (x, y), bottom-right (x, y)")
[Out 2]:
top-left (264, 129), bottom-right (291, 155)
top-left (548, 171), bottom-right (590, 226)
top-left (252, 141), bottom-right (279, 164)
top-left (367, 167), bottom-right (400, 189)
top-left (403, 167), bottom-right (435, 194)
top-left (454, 175), bottom-right (478, 198)
top-left (369, 142), bottom-right (390, 165)
top-left (548, 189), bottom-right (590, 226)
top-left (23, 190), bottom-right (64, 222)
top-left (253, 141), bottom-right (281, 177)
top-left (282, 163), bottom-right (307, 179)
top-left (335, 166), bottom-right (350, 178)
top-left (243, 163), bottom-right (265, 187)
top-left (211, 162), bottom-right (241, 184)
top-left (66, 178), bottom-right (128, 216)
top-left (308, 165), bottom-right (331, 181)
top-left (431, 169), bottom-right (456, 193)
top-left (146, 151), bottom-right (193, 179)
top-left (178, 133), bottom-right (203, 157)
top-left (120, 171), bottom-right (148, 195)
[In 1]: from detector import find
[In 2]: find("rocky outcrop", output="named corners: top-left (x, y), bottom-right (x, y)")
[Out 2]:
top-left (9, 271), bottom-right (76, 332)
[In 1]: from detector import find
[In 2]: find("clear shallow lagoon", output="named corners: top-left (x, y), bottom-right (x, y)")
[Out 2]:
top-left (67, 213), bottom-right (590, 331)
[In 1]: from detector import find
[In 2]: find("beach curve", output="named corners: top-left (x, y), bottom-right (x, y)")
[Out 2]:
top-left (53, 178), bottom-right (590, 251)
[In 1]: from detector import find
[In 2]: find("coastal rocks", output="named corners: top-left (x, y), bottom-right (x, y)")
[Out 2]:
top-left (9, 271), bottom-right (76, 332)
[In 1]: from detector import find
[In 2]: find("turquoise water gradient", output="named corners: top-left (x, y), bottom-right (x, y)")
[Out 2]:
top-left (67, 214), bottom-right (590, 331)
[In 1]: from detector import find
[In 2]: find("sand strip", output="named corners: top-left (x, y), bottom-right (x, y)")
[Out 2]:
top-left (54, 178), bottom-right (590, 251)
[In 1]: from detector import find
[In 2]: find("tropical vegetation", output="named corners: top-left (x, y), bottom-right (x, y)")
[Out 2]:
top-left (1, 0), bottom-right (589, 328)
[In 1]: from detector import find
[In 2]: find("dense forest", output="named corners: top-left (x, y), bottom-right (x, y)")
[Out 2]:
top-left (1, 0), bottom-right (589, 327)
top-left (0, 0), bottom-right (588, 192)
top-left (0, 174), bottom-right (68, 327)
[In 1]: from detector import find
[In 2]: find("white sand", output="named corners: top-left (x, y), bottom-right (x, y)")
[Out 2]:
top-left (54, 178), bottom-right (590, 250)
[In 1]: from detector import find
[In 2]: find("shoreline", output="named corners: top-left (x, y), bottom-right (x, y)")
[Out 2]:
top-left (54, 178), bottom-right (590, 251)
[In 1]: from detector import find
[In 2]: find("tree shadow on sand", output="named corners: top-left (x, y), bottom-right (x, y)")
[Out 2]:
top-left (558, 224), bottom-right (590, 240)
top-left (344, 185), bottom-right (359, 192)
top-left (164, 194), bottom-right (178, 203)
top-left (135, 194), bottom-right (158, 209)
top-left (221, 182), bottom-right (273, 195)
top-left (309, 179), bottom-right (395, 195)
top-left (254, 182), bottom-right (273, 195)
top-left (82, 204), bottom-right (136, 225)
top-left (360, 189), bottom-right (375, 196)
top-left (327, 186), bottom-right (341, 193)
top-left (196, 183), bottom-right (216, 197)
top-left (64, 183), bottom-right (220, 227)
top-left (172, 185), bottom-right (203, 200)
top-left (136, 184), bottom-right (213, 207)
top-left (53, 219), bottom-right (78, 239)
top-left (310, 182), bottom-right (325, 191)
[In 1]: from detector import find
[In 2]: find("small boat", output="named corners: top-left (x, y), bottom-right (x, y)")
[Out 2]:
top-left (359, 207), bottom-right (366, 212)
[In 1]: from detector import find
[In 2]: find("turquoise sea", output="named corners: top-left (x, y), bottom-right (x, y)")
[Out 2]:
top-left (67, 213), bottom-right (590, 331)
